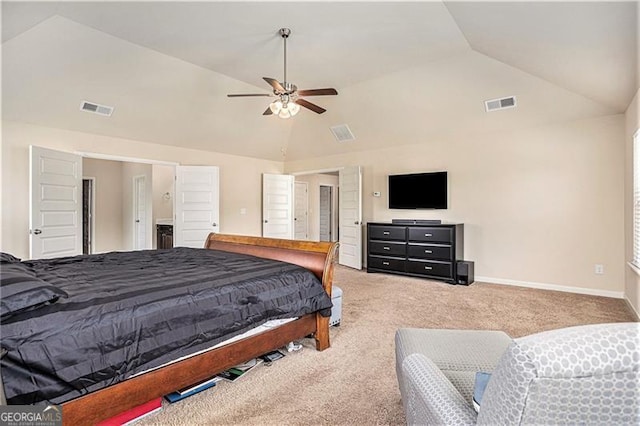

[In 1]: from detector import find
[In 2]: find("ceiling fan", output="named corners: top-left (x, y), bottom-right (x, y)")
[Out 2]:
top-left (227, 28), bottom-right (338, 118)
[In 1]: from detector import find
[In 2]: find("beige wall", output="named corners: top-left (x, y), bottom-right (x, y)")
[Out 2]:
top-left (82, 158), bottom-right (124, 253)
top-left (1, 113), bottom-right (629, 299)
top-left (294, 173), bottom-right (339, 242)
top-left (623, 3), bottom-right (640, 317)
top-left (83, 159), bottom-right (170, 253)
top-left (1, 120), bottom-right (283, 259)
top-left (625, 89), bottom-right (640, 317)
top-left (286, 114), bottom-right (626, 296)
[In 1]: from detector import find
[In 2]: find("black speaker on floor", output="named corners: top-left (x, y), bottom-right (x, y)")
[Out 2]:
top-left (457, 261), bottom-right (475, 285)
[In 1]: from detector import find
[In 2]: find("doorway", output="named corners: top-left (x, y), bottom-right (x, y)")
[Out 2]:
top-left (82, 178), bottom-right (95, 255)
top-left (319, 185), bottom-right (333, 242)
top-left (292, 167), bottom-right (361, 269)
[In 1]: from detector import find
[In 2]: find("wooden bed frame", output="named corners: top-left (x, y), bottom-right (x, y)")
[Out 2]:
top-left (60, 233), bottom-right (339, 425)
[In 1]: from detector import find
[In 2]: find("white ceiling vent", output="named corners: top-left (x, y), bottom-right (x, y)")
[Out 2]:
top-left (330, 124), bottom-right (356, 142)
top-left (484, 96), bottom-right (517, 112)
top-left (80, 101), bottom-right (114, 117)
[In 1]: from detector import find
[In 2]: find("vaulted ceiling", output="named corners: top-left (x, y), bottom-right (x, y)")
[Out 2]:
top-left (2, 1), bottom-right (638, 161)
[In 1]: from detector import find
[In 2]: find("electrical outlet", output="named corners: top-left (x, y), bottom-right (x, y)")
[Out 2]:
top-left (595, 264), bottom-right (604, 275)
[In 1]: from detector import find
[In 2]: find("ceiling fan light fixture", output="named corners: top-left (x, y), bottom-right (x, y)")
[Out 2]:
top-left (278, 107), bottom-right (292, 119)
top-left (289, 102), bottom-right (300, 116)
top-left (269, 100), bottom-right (283, 114)
top-left (270, 98), bottom-right (300, 119)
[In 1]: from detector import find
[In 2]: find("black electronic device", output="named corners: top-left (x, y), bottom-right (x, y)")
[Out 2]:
top-left (388, 171), bottom-right (448, 210)
top-left (391, 219), bottom-right (442, 225)
top-left (457, 261), bottom-right (475, 285)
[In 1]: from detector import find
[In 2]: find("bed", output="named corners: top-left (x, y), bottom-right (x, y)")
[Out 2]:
top-left (0, 233), bottom-right (338, 425)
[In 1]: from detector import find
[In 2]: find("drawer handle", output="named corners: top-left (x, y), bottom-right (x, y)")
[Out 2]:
top-left (424, 250), bottom-right (433, 254)
top-left (424, 233), bottom-right (432, 237)
top-left (383, 231), bottom-right (390, 235)
top-left (382, 262), bottom-right (390, 266)
top-left (383, 246), bottom-right (390, 250)
top-left (424, 266), bottom-right (433, 270)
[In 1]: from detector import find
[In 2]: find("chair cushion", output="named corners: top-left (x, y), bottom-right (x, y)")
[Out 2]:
top-left (396, 328), bottom-right (513, 404)
top-left (477, 322), bottom-right (640, 425)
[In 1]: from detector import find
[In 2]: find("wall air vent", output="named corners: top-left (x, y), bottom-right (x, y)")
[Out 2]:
top-left (484, 96), bottom-right (517, 112)
top-left (330, 124), bottom-right (356, 142)
top-left (80, 101), bottom-right (114, 117)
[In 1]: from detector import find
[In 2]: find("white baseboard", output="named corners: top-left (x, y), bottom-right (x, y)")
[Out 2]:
top-left (475, 276), bottom-right (624, 299)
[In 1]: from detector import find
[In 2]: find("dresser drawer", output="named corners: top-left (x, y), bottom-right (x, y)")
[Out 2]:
top-left (408, 227), bottom-right (452, 243)
top-left (369, 225), bottom-right (406, 241)
top-left (406, 260), bottom-right (453, 278)
top-left (369, 241), bottom-right (406, 257)
top-left (407, 244), bottom-right (453, 261)
top-left (368, 256), bottom-right (406, 272)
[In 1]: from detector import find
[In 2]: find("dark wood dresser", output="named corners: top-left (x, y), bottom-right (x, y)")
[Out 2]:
top-left (367, 222), bottom-right (464, 284)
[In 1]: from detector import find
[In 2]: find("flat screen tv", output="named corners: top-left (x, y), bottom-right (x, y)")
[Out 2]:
top-left (388, 171), bottom-right (448, 209)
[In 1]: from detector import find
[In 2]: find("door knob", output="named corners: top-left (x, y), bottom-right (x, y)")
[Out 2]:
top-left (135, 219), bottom-right (140, 223)
top-left (264, 220), bottom-right (268, 223)
top-left (212, 223), bottom-right (218, 227)
top-left (32, 229), bottom-right (42, 235)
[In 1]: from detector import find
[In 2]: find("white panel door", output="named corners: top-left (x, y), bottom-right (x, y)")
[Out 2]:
top-left (263, 174), bottom-right (294, 239)
top-left (339, 166), bottom-right (362, 269)
top-left (30, 146), bottom-right (83, 259)
top-left (294, 181), bottom-right (308, 240)
top-left (174, 166), bottom-right (219, 248)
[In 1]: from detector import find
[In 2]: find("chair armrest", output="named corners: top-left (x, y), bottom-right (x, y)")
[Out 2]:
top-left (402, 354), bottom-right (477, 426)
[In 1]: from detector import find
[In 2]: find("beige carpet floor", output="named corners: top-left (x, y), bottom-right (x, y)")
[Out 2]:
top-left (140, 266), bottom-right (637, 425)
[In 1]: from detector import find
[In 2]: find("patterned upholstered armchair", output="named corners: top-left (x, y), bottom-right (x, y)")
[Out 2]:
top-left (395, 322), bottom-right (640, 425)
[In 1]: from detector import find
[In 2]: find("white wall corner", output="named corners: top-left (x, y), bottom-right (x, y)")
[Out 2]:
top-left (623, 296), bottom-right (640, 320)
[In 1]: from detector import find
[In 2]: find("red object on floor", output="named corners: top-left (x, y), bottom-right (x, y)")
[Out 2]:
top-left (96, 397), bottom-right (162, 426)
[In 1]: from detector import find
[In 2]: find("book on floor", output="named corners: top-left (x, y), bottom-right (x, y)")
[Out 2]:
top-left (97, 397), bottom-right (162, 426)
top-left (164, 377), bottom-right (220, 403)
top-left (259, 350), bottom-right (285, 363)
top-left (176, 376), bottom-right (222, 395)
top-left (217, 358), bottom-right (263, 382)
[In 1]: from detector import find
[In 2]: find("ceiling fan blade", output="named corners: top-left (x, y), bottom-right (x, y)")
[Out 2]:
top-left (263, 77), bottom-right (285, 93)
top-left (297, 88), bottom-right (338, 97)
top-left (263, 107), bottom-right (273, 116)
top-left (227, 93), bottom-right (272, 97)
top-left (295, 98), bottom-right (326, 114)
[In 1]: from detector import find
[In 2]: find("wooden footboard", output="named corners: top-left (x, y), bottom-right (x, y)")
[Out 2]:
top-left (61, 234), bottom-right (338, 425)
